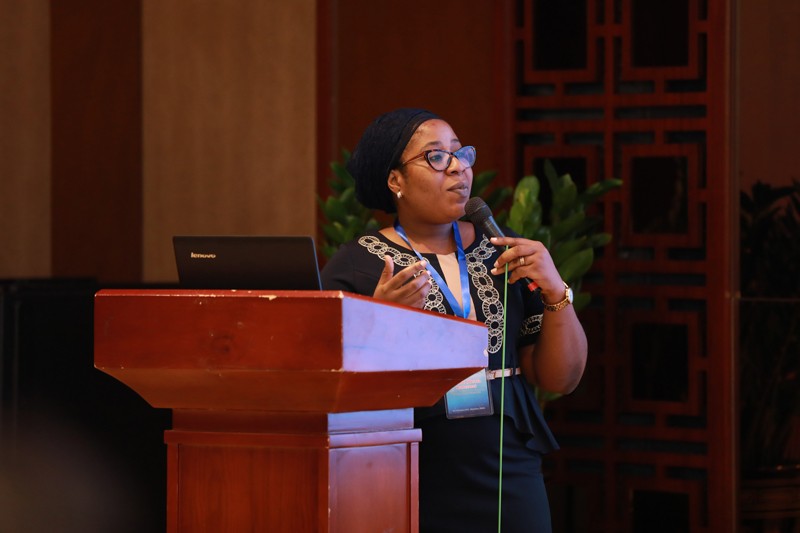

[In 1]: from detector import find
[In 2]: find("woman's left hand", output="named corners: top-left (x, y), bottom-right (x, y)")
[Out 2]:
top-left (489, 236), bottom-right (564, 304)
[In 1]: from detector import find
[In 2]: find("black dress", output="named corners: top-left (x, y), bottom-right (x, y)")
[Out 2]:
top-left (321, 226), bottom-right (559, 533)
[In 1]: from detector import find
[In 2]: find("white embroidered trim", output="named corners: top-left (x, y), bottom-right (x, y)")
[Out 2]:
top-left (466, 237), bottom-right (505, 354)
top-left (521, 314), bottom-right (543, 336)
top-left (358, 235), bottom-right (446, 313)
top-left (358, 234), bottom-right (530, 355)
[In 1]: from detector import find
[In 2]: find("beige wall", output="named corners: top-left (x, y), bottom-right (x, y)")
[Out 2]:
top-left (737, 0), bottom-right (800, 191)
top-left (142, 0), bottom-right (316, 282)
top-left (0, 0), bottom-right (51, 278)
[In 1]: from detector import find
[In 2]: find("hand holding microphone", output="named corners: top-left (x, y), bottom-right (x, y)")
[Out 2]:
top-left (465, 197), bottom-right (552, 294)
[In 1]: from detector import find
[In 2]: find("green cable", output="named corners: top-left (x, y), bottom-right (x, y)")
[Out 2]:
top-left (497, 250), bottom-right (510, 533)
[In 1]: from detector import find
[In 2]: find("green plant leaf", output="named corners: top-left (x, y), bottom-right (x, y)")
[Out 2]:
top-left (558, 247), bottom-right (594, 282)
top-left (578, 178), bottom-right (623, 207)
top-left (550, 210), bottom-right (586, 241)
top-left (322, 221), bottom-right (344, 242)
top-left (324, 197), bottom-right (349, 224)
top-left (552, 236), bottom-right (588, 268)
top-left (572, 292), bottom-right (591, 312)
top-left (507, 203), bottom-right (524, 233)
top-left (543, 159), bottom-right (560, 193)
top-left (587, 232), bottom-right (612, 248)
top-left (511, 200), bottom-right (543, 236)
top-left (339, 186), bottom-right (356, 205)
top-left (552, 174), bottom-right (578, 220)
top-left (513, 176), bottom-right (540, 208)
top-left (471, 170), bottom-right (498, 197)
top-left (532, 226), bottom-right (551, 248)
top-left (573, 216), bottom-right (604, 236)
top-left (485, 187), bottom-right (512, 212)
top-left (329, 161), bottom-right (354, 191)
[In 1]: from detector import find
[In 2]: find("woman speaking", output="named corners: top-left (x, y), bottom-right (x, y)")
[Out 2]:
top-left (322, 108), bottom-right (587, 532)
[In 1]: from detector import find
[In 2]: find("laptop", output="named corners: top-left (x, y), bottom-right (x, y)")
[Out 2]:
top-left (173, 235), bottom-right (322, 290)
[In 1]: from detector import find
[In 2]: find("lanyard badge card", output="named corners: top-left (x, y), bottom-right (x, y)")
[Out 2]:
top-left (394, 220), bottom-right (493, 419)
top-left (444, 369), bottom-right (494, 419)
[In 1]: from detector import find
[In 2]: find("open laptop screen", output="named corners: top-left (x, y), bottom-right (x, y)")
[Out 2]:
top-left (173, 235), bottom-right (322, 290)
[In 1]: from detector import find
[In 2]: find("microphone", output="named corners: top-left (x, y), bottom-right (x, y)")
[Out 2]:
top-left (464, 197), bottom-right (540, 293)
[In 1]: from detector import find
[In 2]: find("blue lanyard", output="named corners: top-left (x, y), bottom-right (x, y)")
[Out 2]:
top-left (393, 220), bottom-right (471, 320)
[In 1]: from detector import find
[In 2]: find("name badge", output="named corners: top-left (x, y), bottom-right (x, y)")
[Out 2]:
top-left (444, 369), bottom-right (494, 419)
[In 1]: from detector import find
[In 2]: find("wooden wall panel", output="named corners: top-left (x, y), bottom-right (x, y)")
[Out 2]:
top-left (504, 1), bottom-right (736, 530)
top-left (737, 0), bottom-right (800, 190)
top-left (50, 0), bottom-right (143, 283)
top-left (143, 0), bottom-right (317, 282)
top-left (321, 0), bottom-right (505, 201)
top-left (0, 0), bottom-right (51, 278)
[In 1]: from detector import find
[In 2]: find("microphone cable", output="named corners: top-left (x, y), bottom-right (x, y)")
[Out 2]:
top-left (497, 248), bottom-right (510, 533)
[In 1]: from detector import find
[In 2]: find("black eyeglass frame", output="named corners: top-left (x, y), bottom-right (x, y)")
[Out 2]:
top-left (399, 145), bottom-right (476, 172)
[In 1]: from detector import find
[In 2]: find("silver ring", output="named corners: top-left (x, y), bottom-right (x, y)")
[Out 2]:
top-left (519, 256), bottom-right (525, 265)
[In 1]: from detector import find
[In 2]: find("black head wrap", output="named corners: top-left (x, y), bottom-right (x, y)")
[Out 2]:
top-left (348, 108), bottom-right (440, 213)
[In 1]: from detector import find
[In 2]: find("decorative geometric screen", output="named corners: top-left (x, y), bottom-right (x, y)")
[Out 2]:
top-left (508, 1), bottom-right (730, 531)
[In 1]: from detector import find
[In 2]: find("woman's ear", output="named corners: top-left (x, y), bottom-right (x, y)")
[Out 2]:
top-left (387, 170), bottom-right (403, 195)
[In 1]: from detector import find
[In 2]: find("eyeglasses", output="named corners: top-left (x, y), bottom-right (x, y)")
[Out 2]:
top-left (399, 145), bottom-right (477, 172)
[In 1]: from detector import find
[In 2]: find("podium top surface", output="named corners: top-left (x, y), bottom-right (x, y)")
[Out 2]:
top-left (94, 289), bottom-right (489, 412)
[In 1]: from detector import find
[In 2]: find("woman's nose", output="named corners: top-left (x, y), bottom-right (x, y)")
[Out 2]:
top-left (446, 154), bottom-right (466, 173)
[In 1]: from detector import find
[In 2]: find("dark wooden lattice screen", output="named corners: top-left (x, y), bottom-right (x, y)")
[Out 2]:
top-left (504, 1), bottom-right (735, 531)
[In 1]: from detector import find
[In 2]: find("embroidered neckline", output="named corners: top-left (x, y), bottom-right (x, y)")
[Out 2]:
top-left (358, 232), bottom-right (506, 353)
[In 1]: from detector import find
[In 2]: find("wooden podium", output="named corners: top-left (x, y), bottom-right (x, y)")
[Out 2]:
top-left (94, 289), bottom-right (488, 532)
